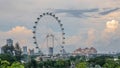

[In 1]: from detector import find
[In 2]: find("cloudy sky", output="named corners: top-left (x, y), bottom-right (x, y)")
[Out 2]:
top-left (0, 0), bottom-right (120, 53)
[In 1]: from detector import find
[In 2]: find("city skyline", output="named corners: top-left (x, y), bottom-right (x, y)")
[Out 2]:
top-left (0, 0), bottom-right (120, 53)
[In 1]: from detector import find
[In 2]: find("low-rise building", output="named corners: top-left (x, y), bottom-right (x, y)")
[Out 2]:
top-left (73, 47), bottom-right (97, 56)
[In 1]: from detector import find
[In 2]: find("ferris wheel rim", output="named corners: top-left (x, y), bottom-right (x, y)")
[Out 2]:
top-left (32, 12), bottom-right (66, 55)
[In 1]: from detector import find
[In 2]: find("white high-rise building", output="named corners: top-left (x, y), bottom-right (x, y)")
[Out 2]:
top-left (7, 39), bottom-right (13, 46)
top-left (23, 46), bottom-right (28, 55)
top-left (0, 47), bottom-right (1, 54)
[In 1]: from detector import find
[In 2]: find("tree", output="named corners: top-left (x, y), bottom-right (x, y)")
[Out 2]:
top-left (38, 61), bottom-right (44, 68)
top-left (64, 60), bottom-right (71, 68)
top-left (14, 43), bottom-right (22, 55)
top-left (76, 62), bottom-right (87, 68)
top-left (43, 59), bottom-right (54, 68)
top-left (103, 59), bottom-right (120, 68)
top-left (14, 42), bottom-right (22, 61)
top-left (0, 59), bottom-right (24, 68)
top-left (54, 59), bottom-right (65, 68)
top-left (9, 62), bottom-right (24, 68)
top-left (0, 54), bottom-right (16, 63)
top-left (0, 59), bottom-right (10, 68)
top-left (27, 59), bottom-right (37, 68)
top-left (2, 44), bottom-right (14, 55)
top-left (88, 56), bottom-right (113, 66)
top-left (31, 59), bottom-right (37, 68)
top-left (69, 56), bottom-right (76, 61)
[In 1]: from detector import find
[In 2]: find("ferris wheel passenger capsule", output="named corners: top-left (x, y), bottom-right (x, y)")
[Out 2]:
top-left (33, 31), bottom-right (36, 34)
top-left (37, 18), bottom-right (40, 20)
top-left (33, 26), bottom-right (36, 28)
top-left (58, 20), bottom-right (61, 23)
top-left (40, 15), bottom-right (43, 17)
top-left (63, 37), bottom-right (65, 39)
top-left (62, 28), bottom-right (64, 30)
top-left (34, 42), bottom-right (37, 44)
top-left (62, 42), bottom-right (65, 44)
top-left (33, 36), bottom-right (36, 39)
top-left (35, 21), bottom-right (38, 24)
top-left (46, 12), bottom-right (49, 15)
top-left (52, 15), bottom-right (55, 17)
top-left (49, 13), bottom-right (52, 15)
top-left (36, 47), bottom-right (39, 48)
top-left (56, 17), bottom-right (58, 20)
top-left (62, 33), bottom-right (65, 35)
top-left (43, 13), bottom-right (45, 15)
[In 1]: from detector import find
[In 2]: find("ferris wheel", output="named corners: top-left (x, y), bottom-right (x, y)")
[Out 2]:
top-left (33, 12), bottom-right (66, 56)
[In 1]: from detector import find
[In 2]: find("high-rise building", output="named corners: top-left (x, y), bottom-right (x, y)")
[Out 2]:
top-left (23, 46), bottom-right (28, 55)
top-left (29, 49), bottom-right (34, 56)
top-left (49, 47), bottom-right (53, 56)
top-left (7, 39), bottom-right (13, 46)
top-left (0, 47), bottom-right (1, 54)
top-left (1, 39), bottom-right (14, 54)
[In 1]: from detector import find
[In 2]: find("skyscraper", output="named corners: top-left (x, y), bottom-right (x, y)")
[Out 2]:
top-left (7, 39), bottom-right (13, 46)
top-left (0, 47), bottom-right (1, 54)
top-left (23, 46), bottom-right (28, 55)
top-left (29, 49), bottom-right (34, 56)
top-left (1, 39), bottom-right (14, 54)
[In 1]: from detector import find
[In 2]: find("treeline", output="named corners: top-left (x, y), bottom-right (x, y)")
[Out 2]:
top-left (75, 55), bottom-right (120, 68)
top-left (25, 59), bottom-right (71, 68)
top-left (1, 53), bottom-right (120, 68)
top-left (0, 54), bottom-right (71, 68)
top-left (0, 59), bottom-right (24, 68)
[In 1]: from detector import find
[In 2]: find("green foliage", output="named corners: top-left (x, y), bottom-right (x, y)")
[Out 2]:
top-left (3, 54), bottom-right (120, 68)
top-left (44, 59), bottom-right (54, 67)
top-left (14, 43), bottom-right (22, 61)
top-left (0, 54), bottom-right (16, 63)
top-left (31, 59), bottom-right (37, 68)
top-left (55, 59), bottom-right (65, 68)
top-left (14, 43), bottom-right (22, 56)
top-left (27, 59), bottom-right (38, 68)
top-left (38, 61), bottom-right (44, 68)
top-left (103, 59), bottom-right (120, 68)
top-left (76, 62), bottom-right (87, 68)
top-left (26, 59), bottom-right (71, 68)
top-left (2, 44), bottom-right (14, 55)
top-left (88, 56), bottom-right (113, 66)
top-left (0, 59), bottom-right (24, 68)
top-left (1, 42), bottom-right (22, 62)
top-left (69, 56), bottom-right (76, 61)
top-left (9, 62), bottom-right (24, 68)
top-left (0, 59), bottom-right (10, 68)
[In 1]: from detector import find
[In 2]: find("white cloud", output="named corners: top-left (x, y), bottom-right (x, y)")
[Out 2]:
top-left (101, 20), bottom-right (120, 44)
top-left (0, 26), bottom-right (34, 49)
top-left (64, 19), bottom-right (120, 52)
top-left (106, 20), bottom-right (119, 32)
top-left (0, 0), bottom-right (120, 53)
top-left (85, 29), bottom-right (96, 46)
top-left (66, 35), bottom-right (82, 45)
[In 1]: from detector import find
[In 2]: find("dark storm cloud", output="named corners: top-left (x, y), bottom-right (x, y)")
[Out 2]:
top-left (99, 8), bottom-right (120, 15)
top-left (55, 8), bottom-right (99, 17)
